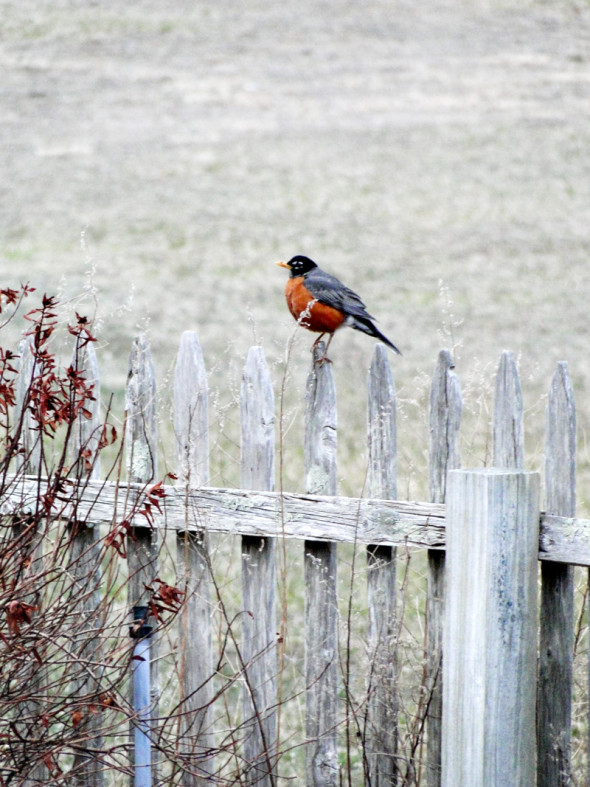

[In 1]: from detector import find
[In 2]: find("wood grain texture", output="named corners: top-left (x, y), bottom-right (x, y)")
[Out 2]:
top-left (8, 476), bottom-right (590, 563)
top-left (426, 349), bottom-right (461, 787)
top-left (443, 469), bottom-right (539, 787)
top-left (493, 350), bottom-right (524, 469)
top-left (240, 347), bottom-right (277, 785)
top-left (174, 331), bottom-right (215, 785)
top-left (174, 331), bottom-right (209, 490)
top-left (68, 340), bottom-right (104, 787)
top-left (126, 334), bottom-right (159, 605)
top-left (366, 344), bottom-right (398, 785)
top-left (538, 362), bottom-right (576, 787)
top-left (304, 344), bottom-right (339, 786)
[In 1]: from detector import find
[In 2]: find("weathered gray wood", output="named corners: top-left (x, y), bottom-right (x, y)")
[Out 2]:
top-left (174, 331), bottom-right (215, 785)
top-left (10, 475), bottom-right (590, 564)
top-left (68, 340), bottom-right (104, 787)
top-left (538, 362), bottom-right (575, 787)
top-left (240, 346), bottom-right (277, 785)
top-left (125, 334), bottom-right (159, 784)
top-left (443, 469), bottom-right (539, 787)
top-left (493, 350), bottom-right (524, 469)
top-left (174, 331), bottom-right (209, 490)
top-left (426, 349), bottom-right (461, 787)
top-left (366, 344), bottom-right (398, 785)
top-left (304, 344), bottom-right (338, 786)
top-left (4, 475), bottom-right (445, 544)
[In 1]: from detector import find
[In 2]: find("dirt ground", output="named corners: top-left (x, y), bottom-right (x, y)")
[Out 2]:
top-left (1, 0), bottom-right (590, 500)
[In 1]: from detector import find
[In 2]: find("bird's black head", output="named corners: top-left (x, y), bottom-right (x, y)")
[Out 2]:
top-left (276, 255), bottom-right (318, 277)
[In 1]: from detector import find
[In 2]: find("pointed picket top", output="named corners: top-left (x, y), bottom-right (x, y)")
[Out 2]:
top-left (368, 344), bottom-right (397, 500)
top-left (493, 350), bottom-right (524, 470)
top-left (241, 345), bottom-right (275, 491)
top-left (14, 336), bottom-right (42, 474)
top-left (305, 343), bottom-right (337, 496)
top-left (174, 331), bottom-right (209, 488)
top-left (545, 361), bottom-right (576, 516)
top-left (429, 349), bottom-right (462, 504)
top-left (126, 333), bottom-right (158, 484)
top-left (70, 339), bottom-right (101, 481)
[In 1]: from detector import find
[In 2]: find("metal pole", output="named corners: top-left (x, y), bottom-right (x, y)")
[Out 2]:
top-left (130, 606), bottom-right (153, 787)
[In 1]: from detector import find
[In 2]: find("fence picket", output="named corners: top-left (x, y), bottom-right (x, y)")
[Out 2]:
top-left (173, 330), bottom-right (215, 785)
top-left (240, 346), bottom-right (277, 784)
top-left (125, 334), bottom-right (159, 782)
top-left (538, 362), bottom-right (576, 787)
top-left (493, 350), bottom-right (524, 469)
top-left (426, 349), bottom-right (461, 787)
top-left (69, 340), bottom-right (104, 787)
top-left (304, 343), bottom-right (338, 786)
top-left (366, 344), bottom-right (398, 784)
top-left (14, 336), bottom-right (45, 787)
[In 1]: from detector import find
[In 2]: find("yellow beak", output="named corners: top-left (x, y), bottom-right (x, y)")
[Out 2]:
top-left (276, 261), bottom-right (290, 269)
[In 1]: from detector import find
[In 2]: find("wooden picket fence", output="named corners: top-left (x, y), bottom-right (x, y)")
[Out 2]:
top-left (7, 330), bottom-right (590, 786)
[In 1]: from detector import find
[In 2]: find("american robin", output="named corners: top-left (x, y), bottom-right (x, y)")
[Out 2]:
top-left (276, 255), bottom-right (401, 362)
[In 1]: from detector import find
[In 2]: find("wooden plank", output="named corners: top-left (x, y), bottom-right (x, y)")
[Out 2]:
top-left (240, 346), bottom-right (277, 785)
top-left (68, 339), bottom-right (104, 787)
top-left (426, 349), bottom-right (461, 787)
top-left (4, 475), bottom-right (444, 543)
top-left (304, 344), bottom-right (339, 786)
top-left (125, 334), bottom-right (159, 784)
top-left (366, 344), bottom-right (398, 785)
top-left (538, 362), bottom-right (575, 787)
top-left (174, 331), bottom-right (215, 785)
top-left (9, 476), bottom-right (590, 564)
top-left (493, 350), bottom-right (524, 469)
top-left (443, 469), bottom-right (539, 786)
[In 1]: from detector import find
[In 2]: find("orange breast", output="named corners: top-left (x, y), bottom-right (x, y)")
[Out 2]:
top-left (285, 277), bottom-right (346, 333)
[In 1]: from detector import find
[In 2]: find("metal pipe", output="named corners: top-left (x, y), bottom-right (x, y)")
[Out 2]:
top-left (130, 606), bottom-right (153, 787)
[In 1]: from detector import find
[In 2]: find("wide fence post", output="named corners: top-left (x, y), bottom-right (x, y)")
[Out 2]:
top-left (240, 346), bottom-right (277, 784)
top-left (426, 349), bottom-right (461, 787)
top-left (366, 344), bottom-right (398, 784)
top-left (442, 468), bottom-right (539, 787)
top-left (174, 330), bottom-right (215, 785)
top-left (304, 343), bottom-right (338, 786)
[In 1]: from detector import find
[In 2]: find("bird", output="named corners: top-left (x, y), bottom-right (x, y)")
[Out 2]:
top-left (276, 255), bottom-right (401, 362)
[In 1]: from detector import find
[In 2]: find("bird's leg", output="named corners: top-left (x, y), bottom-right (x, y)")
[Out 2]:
top-left (311, 333), bottom-right (325, 350)
top-left (314, 332), bottom-right (334, 364)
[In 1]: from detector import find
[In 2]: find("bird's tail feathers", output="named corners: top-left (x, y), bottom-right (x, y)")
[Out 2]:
top-left (353, 318), bottom-right (402, 355)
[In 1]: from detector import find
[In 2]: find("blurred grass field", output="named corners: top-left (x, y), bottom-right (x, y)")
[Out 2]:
top-left (2, 2), bottom-right (590, 779)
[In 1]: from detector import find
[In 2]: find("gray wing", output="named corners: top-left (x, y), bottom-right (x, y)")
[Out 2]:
top-left (303, 269), bottom-right (375, 320)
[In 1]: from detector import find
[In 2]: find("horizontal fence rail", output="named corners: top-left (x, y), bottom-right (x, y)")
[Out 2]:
top-left (5, 478), bottom-right (590, 565)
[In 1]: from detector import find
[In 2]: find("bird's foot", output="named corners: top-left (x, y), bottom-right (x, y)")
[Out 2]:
top-left (313, 354), bottom-right (332, 365)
